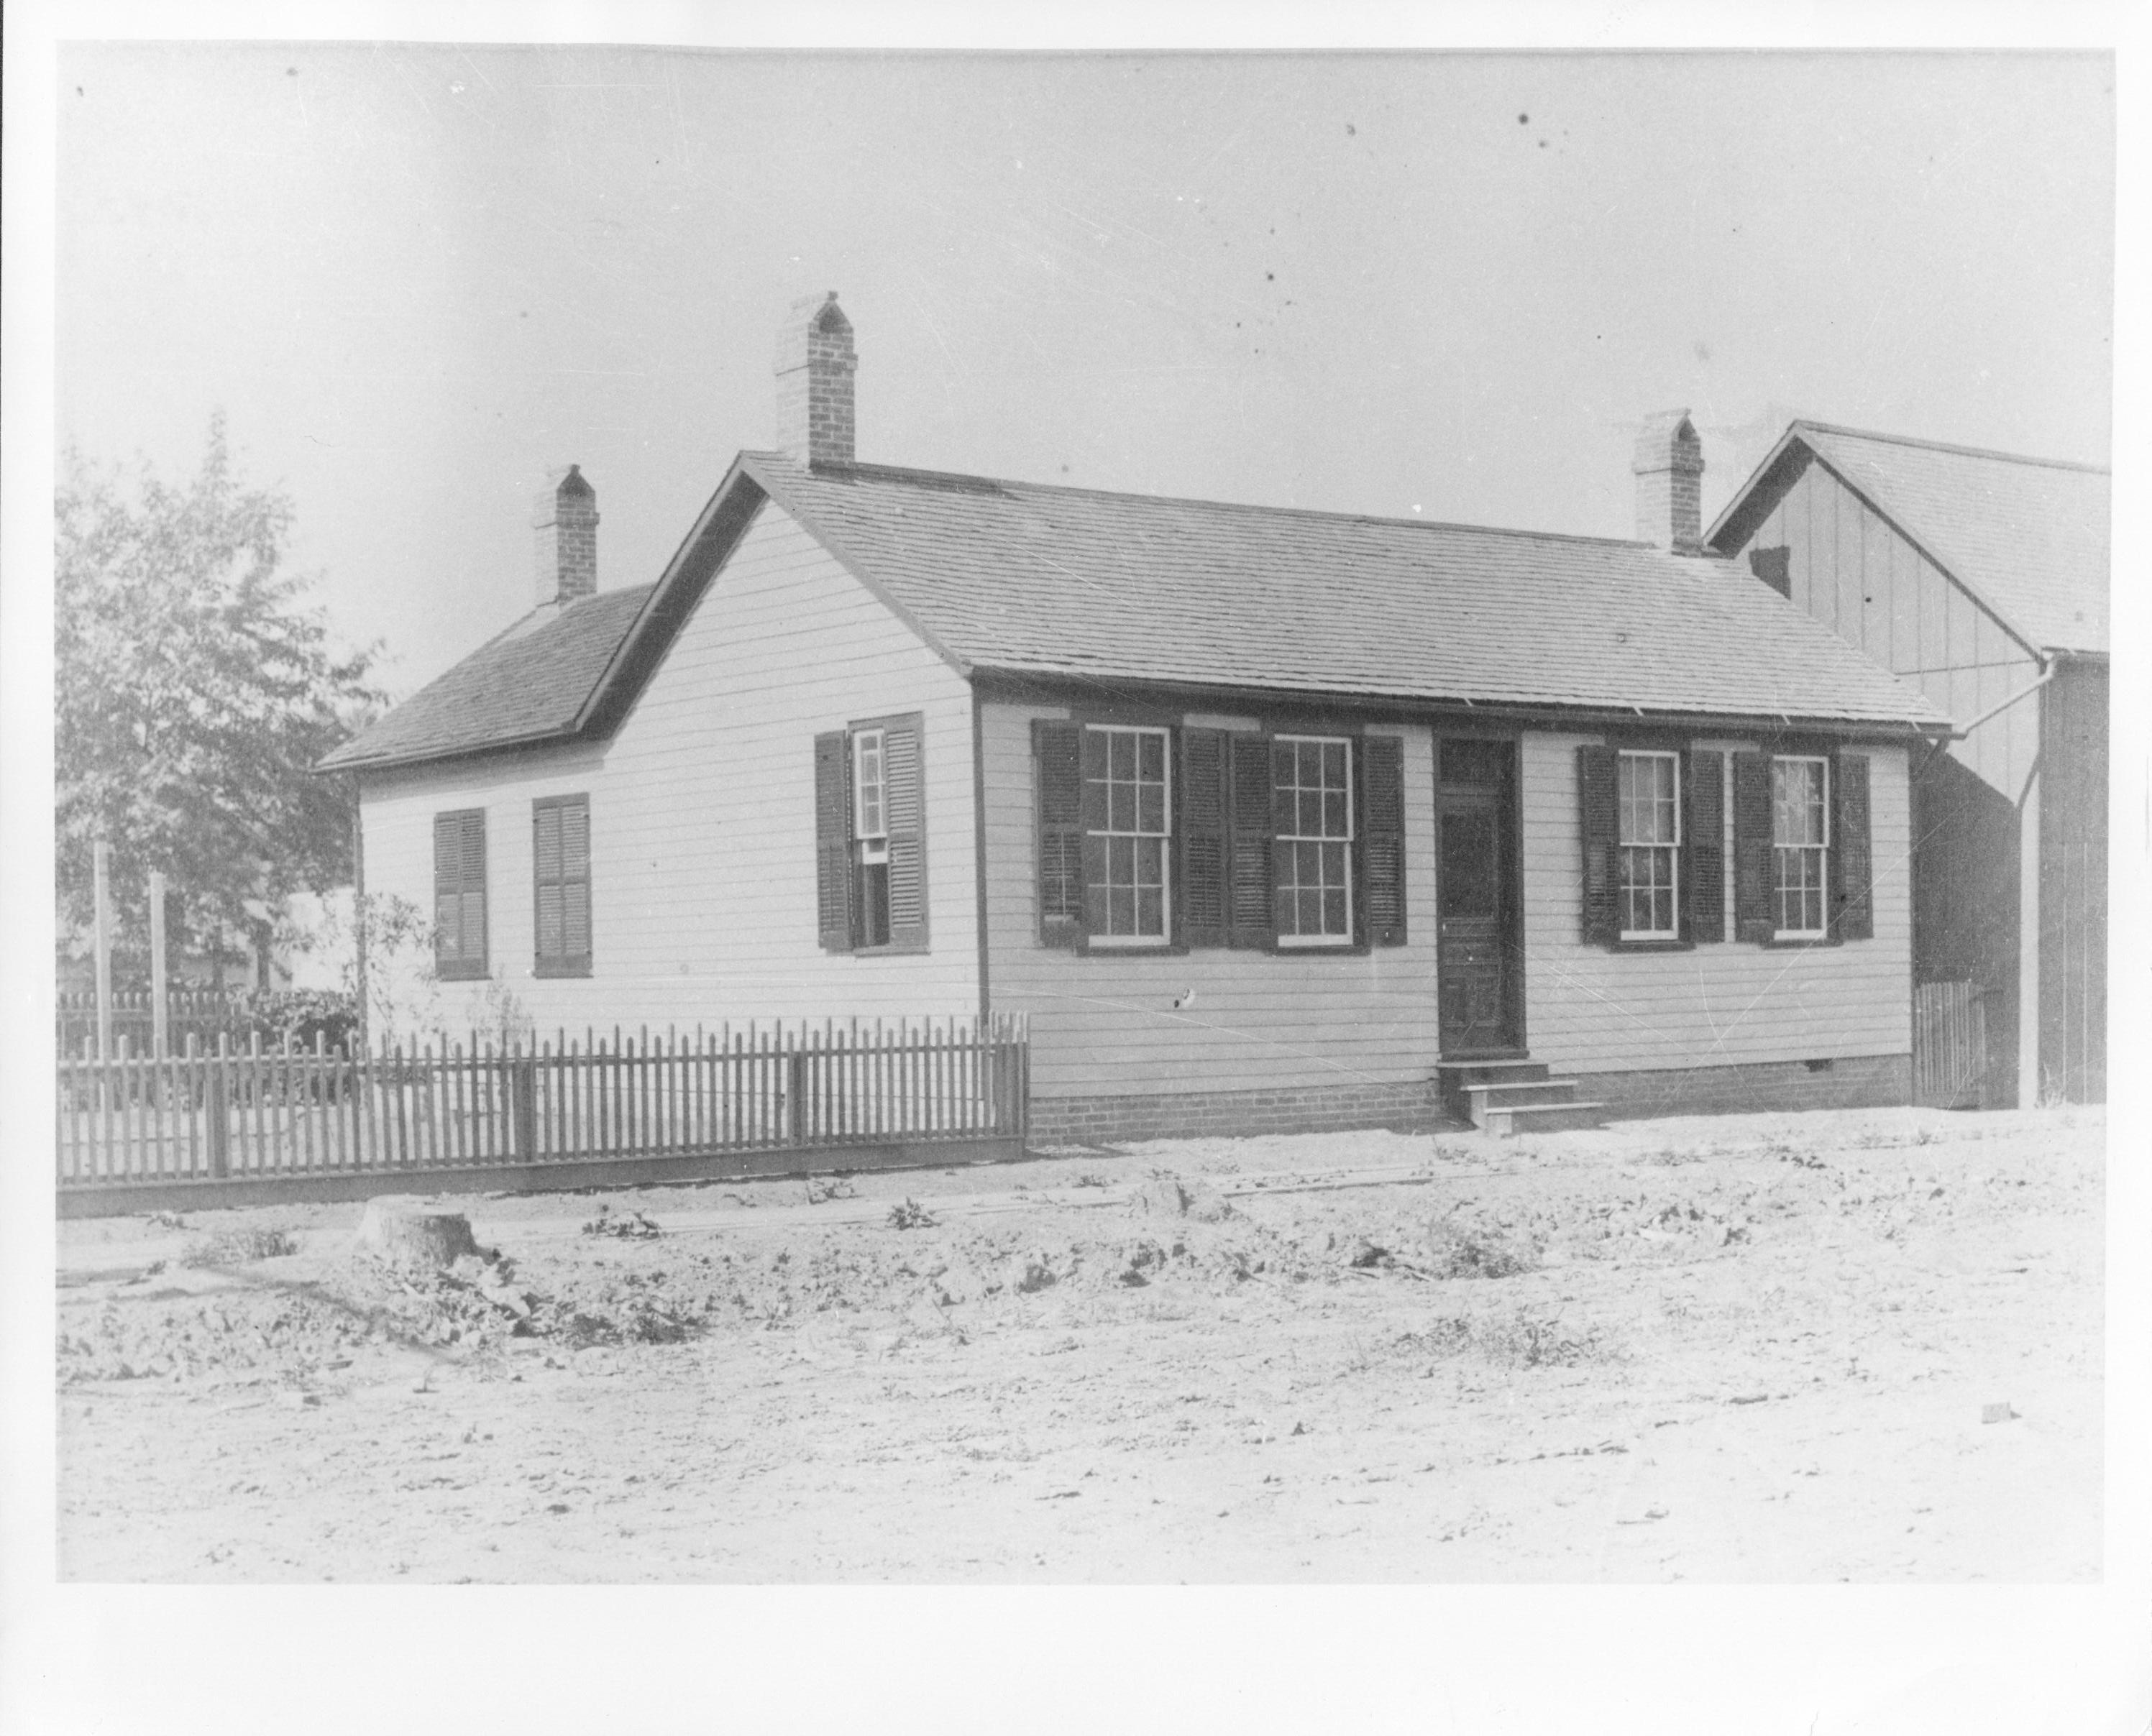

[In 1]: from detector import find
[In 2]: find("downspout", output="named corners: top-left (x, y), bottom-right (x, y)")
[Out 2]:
top-left (971, 686), bottom-right (991, 1025)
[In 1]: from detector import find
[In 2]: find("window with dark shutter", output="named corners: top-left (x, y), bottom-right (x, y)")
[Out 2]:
top-left (1227, 732), bottom-right (1275, 949)
top-left (1180, 728), bottom-right (1230, 948)
top-left (1685, 749), bottom-right (1726, 943)
top-left (812, 730), bottom-right (853, 952)
top-left (1731, 750), bottom-right (1775, 943)
top-left (433, 809), bottom-right (489, 980)
top-left (1829, 753), bottom-right (1873, 941)
top-left (534, 795), bottom-right (592, 977)
top-left (1034, 720), bottom-right (1085, 947)
top-left (1360, 735), bottom-right (1406, 946)
top-left (1576, 745), bottom-right (1618, 947)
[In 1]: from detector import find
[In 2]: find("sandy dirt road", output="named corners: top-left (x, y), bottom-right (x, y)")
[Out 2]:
top-left (55, 1105), bottom-right (2102, 1581)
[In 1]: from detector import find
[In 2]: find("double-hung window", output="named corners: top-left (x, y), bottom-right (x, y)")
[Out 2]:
top-left (1084, 725), bottom-right (1171, 945)
top-left (852, 728), bottom-right (892, 948)
top-left (1616, 750), bottom-right (1680, 940)
top-left (1772, 756), bottom-right (1830, 938)
top-left (1273, 735), bottom-right (1354, 946)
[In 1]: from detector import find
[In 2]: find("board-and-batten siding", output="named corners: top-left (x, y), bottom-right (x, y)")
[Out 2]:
top-left (358, 501), bottom-right (978, 1034)
top-left (1521, 732), bottom-right (1912, 1073)
top-left (981, 701), bottom-right (1442, 1101)
top-left (1732, 454), bottom-right (2039, 801)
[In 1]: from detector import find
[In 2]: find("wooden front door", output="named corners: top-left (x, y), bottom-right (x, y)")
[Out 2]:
top-left (1436, 738), bottom-right (1523, 1055)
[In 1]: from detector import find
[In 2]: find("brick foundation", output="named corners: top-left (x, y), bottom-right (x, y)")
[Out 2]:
top-left (1571, 1053), bottom-right (1912, 1121)
top-left (1028, 1079), bottom-right (1449, 1145)
top-left (1027, 1054), bottom-right (1912, 1144)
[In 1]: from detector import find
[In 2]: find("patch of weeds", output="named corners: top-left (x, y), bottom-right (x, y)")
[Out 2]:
top-left (178, 1227), bottom-right (297, 1267)
top-left (145, 1210), bottom-right (188, 1231)
top-left (1072, 1172), bottom-right (1109, 1190)
top-left (581, 1204), bottom-right (661, 1239)
top-left (1423, 1217), bottom-right (1537, 1280)
top-left (887, 1198), bottom-right (938, 1231)
top-left (1408, 1307), bottom-right (1606, 1369)
top-left (1908, 1125), bottom-right (1941, 1147)
top-left (1769, 1140), bottom-right (1828, 1170)
top-left (1428, 1142), bottom-right (1478, 1165)
top-left (805, 1176), bottom-right (858, 1205)
top-left (1641, 1146), bottom-right (1703, 1167)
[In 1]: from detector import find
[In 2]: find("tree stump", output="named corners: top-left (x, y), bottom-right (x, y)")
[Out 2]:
top-left (354, 1196), bottom-right (480, 1272)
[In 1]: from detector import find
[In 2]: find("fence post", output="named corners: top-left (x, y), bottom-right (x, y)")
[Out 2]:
top-left (206, 1037), bottom-right (231, 1179)
top-left (511, 1046), bottom-right (538, 1161)
top-left (787, 1039), bottom-right (810, 1145)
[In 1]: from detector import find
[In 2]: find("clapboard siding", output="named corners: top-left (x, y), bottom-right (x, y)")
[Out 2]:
top-left (359, 501), bottom-right (977, 1032)
top-left (1520, 732), bottom-right (1912, 1073)
top-left (1734, 456), bottom-right (2039, 800)
top-left (982, 701), bottom-right (1442, 1101)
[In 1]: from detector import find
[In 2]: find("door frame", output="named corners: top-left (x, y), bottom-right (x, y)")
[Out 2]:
top-left (1432, 731), bottom-right (1528, 1058)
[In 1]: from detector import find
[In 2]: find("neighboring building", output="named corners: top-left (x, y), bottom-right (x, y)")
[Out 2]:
top-left (1708, 423), bottom-right (2109, 1106)
top-left (321, 296), bottom-right (1948, 1140)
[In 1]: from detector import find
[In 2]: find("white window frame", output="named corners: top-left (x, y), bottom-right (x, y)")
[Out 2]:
top-left (1274, 732), bottom-right (1355, 949)
top-left (1084, 723), bottom-right (1172, 948)
top-left (1616, 750), bottom-right (1682, 941)
top-left (1771, 755), bottom-right (1831, 940)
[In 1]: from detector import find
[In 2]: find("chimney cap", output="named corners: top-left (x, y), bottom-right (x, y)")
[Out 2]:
top-left (1633, 409), bottom-right (1702, 474)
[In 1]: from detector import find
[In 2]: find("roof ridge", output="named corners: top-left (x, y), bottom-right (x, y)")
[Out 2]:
top-left (746, 449), bottom-right (1705, 554)
top-left (1794, 420), bottom-right (2108, 475)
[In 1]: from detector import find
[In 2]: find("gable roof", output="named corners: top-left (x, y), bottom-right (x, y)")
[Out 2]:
top-left (319, 585), bottom-right (653, 771)
top-left (1706, 420), bottom-right (2110, 656)
top-left (327, 450), bottom-right (1944, 773)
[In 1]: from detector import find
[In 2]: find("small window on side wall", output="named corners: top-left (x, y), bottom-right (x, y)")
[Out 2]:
top-left (813, 715), bottom-right (928, 953)
top-left (1769, 756), bottom-right (1829, 939)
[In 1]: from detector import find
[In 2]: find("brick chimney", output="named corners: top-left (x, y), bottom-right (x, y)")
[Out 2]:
top-left (1632, 410), bottom-right (1704, 554)
top-left (532, 464), bottom-right (599, 609)
top-left (774, 291), bottom-right (856, 467)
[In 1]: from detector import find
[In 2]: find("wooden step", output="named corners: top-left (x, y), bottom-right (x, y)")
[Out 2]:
top-left (1434, 1057), bottom-right (1548, 1121)
top-left (1478, 1100), bottom-right (1607, 1138)
top-left (1465, 1078), bottom-right (1582, 1112)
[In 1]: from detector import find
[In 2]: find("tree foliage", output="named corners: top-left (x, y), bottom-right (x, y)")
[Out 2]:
top-left (55, 416), bottom-right (382, 974)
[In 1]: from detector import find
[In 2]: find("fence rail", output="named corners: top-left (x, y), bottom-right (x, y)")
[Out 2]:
top-left (58, 1016), bottom-right (1029, 1193)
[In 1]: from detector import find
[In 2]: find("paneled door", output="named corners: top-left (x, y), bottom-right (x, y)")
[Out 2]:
top-left (1435, 738), bottom-right (1523, 1055)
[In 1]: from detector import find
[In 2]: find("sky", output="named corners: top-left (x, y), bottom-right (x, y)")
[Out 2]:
top-left (53, 47), bottom-right (2115, 701)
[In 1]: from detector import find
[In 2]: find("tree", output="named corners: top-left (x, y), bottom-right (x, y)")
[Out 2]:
top-left (55, 415), bottom-right (383, 983)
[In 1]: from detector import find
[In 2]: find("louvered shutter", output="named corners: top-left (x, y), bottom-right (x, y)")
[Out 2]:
top-left (812, 730), bottom-right (852, 952)
top-left (534, 803), bottom-right (564, 959)
top-left (1227, 733), bottom-right (1273, 948)
top-left (534, 796), bottom-right (592, 973)
top-left (883, 720), bottom-right (929, 950)
top-left (1080, 726), bottom-right (1111, 940)
top-left (562, 798), bottom-right (592, 961)
top-left (1731, 751), bottom-right (1775, 943)
top-left (1685, 749), bottom-right (1725, 944)
top-left (1033, 720), bottom-right (1084, 947)
top-left (1577, 745), bottom-right (1618, 947)
top-left (1179, 728), bottom-right (1230, 948)
top-left (1830, 753), bottom-right (1873, 942)
top-left (1360, 735), bottom-right (1406, 946)
top-left (433, 810), bottom-right (487, 978)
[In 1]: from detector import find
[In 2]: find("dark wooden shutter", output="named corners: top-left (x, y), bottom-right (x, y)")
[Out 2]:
top-left (1577, 745), bottom-right (1618, 947)
top-left (884, 720), bottom-right (928, 950)
top-left (1227, 733), bottom-right (1273, 948)
top-left (1831, 753), bottom-right (1873, 941)
top-left (534, 802), bottom-right (564, 960)
top-left (1179, 727), bottom-right (1230, 948)
top-left (1731, 750), bottom-right (1775, 943)
top-left (433, 809), bottom-right (487, 979)
top-left (1360, 734), bottom-right (1406, 946)
top-left (534, 796), bottom-right (592, 975)
top-left (812, 730), bottom-right (852, 952)
top-left (1685, 749), bottom-right (1725, 944)
top-left (1033, 720), bottom-right (1084, 947)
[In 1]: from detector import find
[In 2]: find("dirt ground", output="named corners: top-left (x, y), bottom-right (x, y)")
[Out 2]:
top-left (53, 1103), bottom-right (2102, 1582)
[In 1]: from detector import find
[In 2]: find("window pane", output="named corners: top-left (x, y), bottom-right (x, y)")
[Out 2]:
top-left (1140, 732), bottom-right (1163, 781)
top-left (1138, 783), bottom-right (1164, 833)
top-left (1323, 888), bottom-right (1347, 933)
